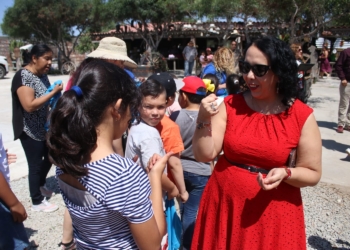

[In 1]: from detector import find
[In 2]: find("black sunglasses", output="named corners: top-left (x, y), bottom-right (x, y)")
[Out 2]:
top-left (239, 61), bottom-right (271, 77)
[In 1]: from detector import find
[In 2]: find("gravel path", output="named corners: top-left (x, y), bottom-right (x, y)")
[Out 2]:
top-left (10, 168), bottom-right (350, 250)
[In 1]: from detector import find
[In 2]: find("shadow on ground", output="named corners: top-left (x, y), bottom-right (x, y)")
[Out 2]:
top-left (308, 236), bottom-right (350, 250)
top-left (307, 96), bottom-right (338, 108)
top-left (46, 175), bottom-right (60, 195)
top-left (340, 155), bottom-right (350, 162)
top-left (317, 121), bottom-right (338, 130)
top-left (25, 227), bottom-right (38, 238)
top-left (322, 139), bottom-right (349, 153)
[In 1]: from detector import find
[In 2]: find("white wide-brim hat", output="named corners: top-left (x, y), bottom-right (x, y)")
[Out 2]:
top-left (87, 37), bottom-right (137, 69)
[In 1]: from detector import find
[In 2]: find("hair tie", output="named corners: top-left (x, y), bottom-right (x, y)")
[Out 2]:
top-left (71, 86), bottom-right (83, 97)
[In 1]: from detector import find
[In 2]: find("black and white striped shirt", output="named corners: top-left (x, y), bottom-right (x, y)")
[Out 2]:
top-left (56, 154), bottom-right (153, 249)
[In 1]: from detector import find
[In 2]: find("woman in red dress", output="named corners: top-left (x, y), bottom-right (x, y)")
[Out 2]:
top-left (191, 36), bottom-right (322, 250)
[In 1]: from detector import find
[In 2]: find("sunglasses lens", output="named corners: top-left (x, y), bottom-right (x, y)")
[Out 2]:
top-left (240, 61), bottom-right (270, 77)
top-left (239, 61), bottom-right (250, 74)
top-left (253, 65), bottom-right (269, 77)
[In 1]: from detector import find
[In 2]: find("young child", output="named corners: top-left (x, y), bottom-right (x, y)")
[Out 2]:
top-left (148, 72), bottom-right (188, 203)
top-left (0, 132), bottom-right (29, 249)
top-left (226, 73), bottom-right (243, 94)
top-left (169, 76), bottom-right (211, 250)
top-left (125, 78), bottom-right (179, 199)
top-left (202, 73), bottom-right (225, 106)
top-left (47, 60), bottom-right (169, 249)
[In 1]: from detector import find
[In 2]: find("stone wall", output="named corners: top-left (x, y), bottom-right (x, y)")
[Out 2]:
top-left (0, 36), bottom-right (12, 69)
top-left (0, 36), bottom-right (86, 70)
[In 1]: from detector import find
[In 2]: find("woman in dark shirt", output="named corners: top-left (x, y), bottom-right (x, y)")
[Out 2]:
top-left (11, 44), bottom-right (63, 212)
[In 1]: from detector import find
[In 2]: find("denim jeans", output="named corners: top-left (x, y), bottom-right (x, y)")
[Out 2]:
top-left (184, 61), bottom-right (195, 76)
top-left (0, 199), bottom-right (29, 250)
top-left (19, 132), bottom-right (52, 205)
top-left (180, 171), bottom-right (209, 250)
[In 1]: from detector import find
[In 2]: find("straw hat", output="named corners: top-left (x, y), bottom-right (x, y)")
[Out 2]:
top-left (87, 37), bottom-right (137, 69)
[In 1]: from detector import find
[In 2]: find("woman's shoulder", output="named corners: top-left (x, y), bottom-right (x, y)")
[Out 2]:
top-left (286, 99), bottom-right (314, 129)
top-left (203, 62), bottom-right (215, 73)
top-left (224, 93), bottom-right (245, 104)
top-left (291, 99), bottom-right (313, 114)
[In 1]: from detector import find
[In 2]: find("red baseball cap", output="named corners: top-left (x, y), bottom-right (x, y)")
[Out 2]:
top-left (181, 76), bottom-right (207, 96)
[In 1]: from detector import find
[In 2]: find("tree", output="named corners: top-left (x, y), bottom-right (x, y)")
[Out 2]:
top-left (263, 0), bottom-right (350, 43)
top-left (193, 0), bottom-right (267, 44)
top-left (107, 0), bottom-right (188, 51)
top-left (1, 0), bottom-right (111, 63)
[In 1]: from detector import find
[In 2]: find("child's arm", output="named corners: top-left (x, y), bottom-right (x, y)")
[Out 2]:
top-left (167, 154), bottom-right (188, 202)
top-left (161, 173), bottom-right (179, 199)
top-left (129, 153), bottom-right (172, 249)
top-left (0, 172), bottom-right (27, 222)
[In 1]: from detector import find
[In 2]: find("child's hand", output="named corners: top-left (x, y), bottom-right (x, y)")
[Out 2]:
top-left (6, 149), bottom-right (17, 165)
top-left (179, 190), bottom-right (189, 203)
top-left (147, 152), bottom-right (173, 175)
top-left (9, 201), bottom-right (27, 222)
top-left (167, 185), bottom-right (179, 200)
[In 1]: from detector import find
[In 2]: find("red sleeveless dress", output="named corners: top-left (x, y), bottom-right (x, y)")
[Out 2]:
top-left (191, 94), bottom-right (313, 250)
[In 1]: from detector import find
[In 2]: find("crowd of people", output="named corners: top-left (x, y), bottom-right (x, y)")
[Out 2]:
top-left (0, 35), bottom-right (329, 250)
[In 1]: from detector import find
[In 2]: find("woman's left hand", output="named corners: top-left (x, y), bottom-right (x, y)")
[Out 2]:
top-left (256, 168), bottom-right (287, 190)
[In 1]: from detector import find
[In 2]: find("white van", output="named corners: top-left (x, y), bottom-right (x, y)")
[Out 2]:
top-left (0, 56), bottom-right (9, 79)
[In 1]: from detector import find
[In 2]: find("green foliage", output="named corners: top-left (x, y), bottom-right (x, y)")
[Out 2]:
top-left (1, 0), bottom-right (111, 61)
top-left (75, 35), bottom-right (97, 54)
top-left (107, 0), bottom-right (188, 50)
top-left (149, 52), bottom-right (168, 72)
top-left (9, 40), bottom-right (25, 52)
top-left (259, 0), bottom-right (350, 43)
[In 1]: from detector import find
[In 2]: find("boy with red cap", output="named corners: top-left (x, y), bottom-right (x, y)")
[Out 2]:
top-left (169, 76), bottom-right (212, 250)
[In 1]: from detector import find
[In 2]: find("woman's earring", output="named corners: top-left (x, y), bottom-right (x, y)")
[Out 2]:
top-left (276, 82), bottom-right (279, 94)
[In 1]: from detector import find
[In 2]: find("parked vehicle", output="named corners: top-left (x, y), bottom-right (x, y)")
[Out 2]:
top-left (0, 56), bottom-right (9, 79)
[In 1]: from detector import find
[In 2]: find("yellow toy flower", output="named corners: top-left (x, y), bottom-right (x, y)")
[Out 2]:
top-left (203, 79), bottom-right (215, 92)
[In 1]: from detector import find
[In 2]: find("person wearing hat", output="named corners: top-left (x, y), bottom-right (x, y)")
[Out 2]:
top-left (88, 36), bottom-right (142, 86)
top-left (87, 37), bottom-right (142, 153)
top-left (147, 73), bottom-right (189, 204)
top-left (66, 37), bottom-right (142, 91)
top-left (169, 76), bottom-right (211, 250)
top-left (87, 37), bottom-right (138, 69)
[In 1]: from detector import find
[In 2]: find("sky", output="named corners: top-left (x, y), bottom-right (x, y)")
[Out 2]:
top-left (0, 0), bottom-right (14, 36)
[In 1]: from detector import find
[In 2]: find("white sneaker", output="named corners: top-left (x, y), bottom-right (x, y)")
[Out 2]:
top-left (32, 198), bottom-right (58, 212)
top-left (40, 185), bottom-right (53, 198)
top-left (346, 148), bottom-right (350, 156)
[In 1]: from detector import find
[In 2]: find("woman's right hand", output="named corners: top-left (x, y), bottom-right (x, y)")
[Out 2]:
top-left (198, 94), bottom-right (219, 121)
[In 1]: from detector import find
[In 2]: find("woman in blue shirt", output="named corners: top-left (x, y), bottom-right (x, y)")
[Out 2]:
top-left (201, 47), bottom-right (237, 97)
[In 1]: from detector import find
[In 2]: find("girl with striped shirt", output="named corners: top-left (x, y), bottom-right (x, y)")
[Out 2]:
top-left (47, 60), bottom-right (168, 249)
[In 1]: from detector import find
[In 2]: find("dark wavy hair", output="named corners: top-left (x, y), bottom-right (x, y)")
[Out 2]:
top-left (27, 44), bottom-right (53, 63)
top-left (245, 36), bottom-right (299, 107)
top-left (47, 60), bottom-right (140, 177)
